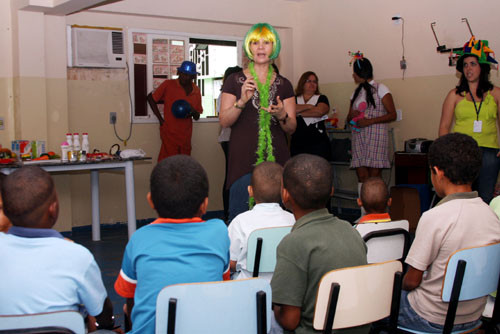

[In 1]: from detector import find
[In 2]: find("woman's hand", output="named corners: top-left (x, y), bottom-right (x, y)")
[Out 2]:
top-left (240, 77), bottom-right (256, 104)
top-left (266, 96), bottom-right (287, 120)
top-left (356, 117), bottom-right (372, 128)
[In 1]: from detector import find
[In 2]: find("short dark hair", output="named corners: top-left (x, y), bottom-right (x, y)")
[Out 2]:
top-left (1, 166), bottom-right (55, 227)
top-left (150, 155), bottom-right (209, 219)
top-left (251, 162), bottom-right (283, 203)
top-left (428, 133), bottom-right (481, 185)
top-left (283, 154), bottom-right (332, 210)
top-left (360, 177), bottom-right (389, 213)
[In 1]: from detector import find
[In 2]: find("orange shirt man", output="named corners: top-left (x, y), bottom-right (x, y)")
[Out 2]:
top-left (148, 61), bottom-right (203, 162)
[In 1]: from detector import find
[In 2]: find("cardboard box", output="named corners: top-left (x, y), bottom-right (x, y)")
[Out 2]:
top-left (11, 140), bottom-right (46, 159)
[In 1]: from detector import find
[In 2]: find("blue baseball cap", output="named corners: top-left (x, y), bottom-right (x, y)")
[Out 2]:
top-left (177, 61), bottom-right (199, 75)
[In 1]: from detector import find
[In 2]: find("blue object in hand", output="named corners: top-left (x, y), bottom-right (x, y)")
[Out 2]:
top-left (171, 100), bottom-right (192, 118)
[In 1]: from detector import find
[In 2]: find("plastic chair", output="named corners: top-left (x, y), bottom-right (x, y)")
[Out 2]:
top-left (246, 226), bottom-right (292, 277)
top-left (355, 220), bottom-right (410, 263)
top-left (155, 278), bottom-right (272, 334)
top-left (0, 310), bottom-right (85, 334)
top-left (313, 260), bottom-right (403, 334)
top-left (398, 241), bottom-right (500, 334)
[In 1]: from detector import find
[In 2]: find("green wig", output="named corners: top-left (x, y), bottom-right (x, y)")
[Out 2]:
top-left (243, 23), bottom-right (281, 60)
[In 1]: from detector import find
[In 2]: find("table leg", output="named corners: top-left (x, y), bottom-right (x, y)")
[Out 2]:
top-left (124, 160), bottom-right (137, 238)
top-left (90, 170), bottom-right (100, 241)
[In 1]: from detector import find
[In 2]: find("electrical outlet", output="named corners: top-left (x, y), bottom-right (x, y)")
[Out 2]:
top-left (396, 109), bottom-right (403, 121)
top-left (400, 59), bottom-right (407, 70)
top-left (0, 117), bottom-right (4, 130)
top-left (110, 112), bottom-right (117, 124)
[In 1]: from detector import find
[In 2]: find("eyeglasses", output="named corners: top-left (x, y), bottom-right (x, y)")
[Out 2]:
top-left (306, 79), bottom-right (318, 84)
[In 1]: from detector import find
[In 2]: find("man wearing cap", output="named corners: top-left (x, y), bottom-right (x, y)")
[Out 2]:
top-left (148, 61), bottom-right (203, 162)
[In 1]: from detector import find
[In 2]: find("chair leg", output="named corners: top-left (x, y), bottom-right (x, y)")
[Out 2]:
top-left (253, 238), bottom-right (263, 278)
top-left (256, 290), bottom-right (267, 334)
top-left (167, 298), bottom-right (177, 334)
top-left (443, 260), bottom-right (466, 334)
top-left (323, 283), bottom-right (340, 334)
top-left (388, 271), bottom-right (403, 334)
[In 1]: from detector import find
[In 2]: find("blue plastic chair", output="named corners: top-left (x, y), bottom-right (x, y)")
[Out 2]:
top-left (246, 226), bottom-right (292, 277)
top-left (0, 310), bottom-right (85, 333)
top-left (399, 241), bottom-right (500, 334)
top-left (155, 278), bottom-right (272, 334)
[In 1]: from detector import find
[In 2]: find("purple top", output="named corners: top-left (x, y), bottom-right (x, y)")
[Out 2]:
top-left (222, 71), bottom-right (294, 188)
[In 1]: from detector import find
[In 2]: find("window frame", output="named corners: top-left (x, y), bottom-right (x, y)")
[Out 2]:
top-left (127, 28), bottom-right (243, 124)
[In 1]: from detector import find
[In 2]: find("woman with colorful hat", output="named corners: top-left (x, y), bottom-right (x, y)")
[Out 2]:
top-left (219, 23), bottom-right (296, 222)
top-left (439, 36), bottom-right (500, 203)
top-left (346, 52), bottom-right (397, 198)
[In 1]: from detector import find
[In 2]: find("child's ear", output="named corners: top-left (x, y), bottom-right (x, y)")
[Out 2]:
top-left (330, 186), bottom-right (334, 197)
top-left (356, 198), bottom-right (363, 208)
top-left (146, 192), bottom-right (155, 210)
top-left (247, 185), bottom-right (254, 198)
top-left (387, 197), bottom-right (392, 207)
top-left (198, 197), bottom-right (209, 216)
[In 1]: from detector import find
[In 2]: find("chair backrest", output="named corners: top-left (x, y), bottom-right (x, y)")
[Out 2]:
top-left (155, 278), bottom-right (272, 334)
top-left (355, 220), bottom-right (410, 263)
top-left (0, 310), bottom-right (85, 334)
top-left (313, 260), bottom-right (402, 332)
top-left (442, 242), bottom-right (500, 302)
top-left (247, 226), bottom-right (292, 277)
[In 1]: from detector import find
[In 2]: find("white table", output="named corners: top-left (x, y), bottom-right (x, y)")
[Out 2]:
top-left (2, 159), bottom-right (150, 241)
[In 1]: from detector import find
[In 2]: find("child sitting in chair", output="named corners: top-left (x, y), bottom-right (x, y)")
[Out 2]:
top-left (114, 155), bottom-right (230, 334)
top-left (399, 133), bottom-right (500, 332)
top-left (354, 176), bottom-right (392, 225)
top-left (228, 161), bottom-right (295, 281)
top-left (0, 166), bottom-right (118, 332)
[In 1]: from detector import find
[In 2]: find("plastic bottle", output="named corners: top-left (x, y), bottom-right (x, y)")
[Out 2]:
top-left (81, 133), bottom-right (89, 162)
top-left (73, 133), bottom-right (81, 161)
top-left (61, 141), bottom-right (70, 162)
top-left (65, 133), bottom-right (73, 150)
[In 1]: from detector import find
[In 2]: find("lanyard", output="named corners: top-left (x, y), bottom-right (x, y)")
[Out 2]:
top-left (469, 91), bottom-right (483, 121)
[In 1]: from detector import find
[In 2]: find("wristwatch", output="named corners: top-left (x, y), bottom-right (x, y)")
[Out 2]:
top-left (234, 101), bottom-right (245, 110)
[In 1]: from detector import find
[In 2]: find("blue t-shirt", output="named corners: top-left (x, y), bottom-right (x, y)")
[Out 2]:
top-left (0, 227), bottom-right (107, 316)
top-left (115, 218), bottom-right (230, 334)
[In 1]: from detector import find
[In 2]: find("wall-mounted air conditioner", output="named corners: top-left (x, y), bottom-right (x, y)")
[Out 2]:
top-left (69, 25), bottom-right (126, 68)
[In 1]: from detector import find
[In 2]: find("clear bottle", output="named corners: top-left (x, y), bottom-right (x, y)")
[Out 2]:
top-left (73, 133), bottom-right (81, 161)
top-left (81, 133), bottom-right (89, 162)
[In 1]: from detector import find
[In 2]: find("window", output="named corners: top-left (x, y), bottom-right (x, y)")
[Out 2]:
top-left (129, 29), bottom-right (241, 123)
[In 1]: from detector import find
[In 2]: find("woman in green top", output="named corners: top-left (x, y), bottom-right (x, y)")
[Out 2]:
top-left (439, 36), bottom-right (500, 203)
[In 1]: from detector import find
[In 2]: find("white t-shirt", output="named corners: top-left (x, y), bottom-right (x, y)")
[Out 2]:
top-left (406, 192), bottom-right (500, 325)
top-left (351, 80), bottom-right (390, 110)
top-left (228, 203), bottom-right (295, 281)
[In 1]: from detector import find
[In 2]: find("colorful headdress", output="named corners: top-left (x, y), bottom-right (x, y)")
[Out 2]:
top-left (243, 23), bottom-right (281, 60)
top-left (455, 36), bottom-right (498, 71)
top-left (349, 51), bottom-right (364, 68)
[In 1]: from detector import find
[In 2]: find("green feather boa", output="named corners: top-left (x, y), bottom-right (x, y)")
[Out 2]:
top-left (249, 62), bottom-right (275, 164)
top-left (248, 62), bottom-right (275, 208)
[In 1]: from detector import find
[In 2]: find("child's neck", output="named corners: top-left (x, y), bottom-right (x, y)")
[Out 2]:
top-left (442, 183), bottom-right (473, 197)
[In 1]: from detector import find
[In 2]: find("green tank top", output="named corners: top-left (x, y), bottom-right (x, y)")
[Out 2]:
top-left (453, 91), bottom-right (499, 148)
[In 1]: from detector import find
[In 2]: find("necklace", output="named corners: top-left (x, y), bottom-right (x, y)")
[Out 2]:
top-left (248, 62), bottom-right (275, 164)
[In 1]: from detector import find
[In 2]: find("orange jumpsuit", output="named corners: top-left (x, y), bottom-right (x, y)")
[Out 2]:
top-left (152, 79), bottom-right (203, 161)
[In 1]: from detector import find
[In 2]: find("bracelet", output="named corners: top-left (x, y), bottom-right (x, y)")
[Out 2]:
top-left (234, 101), bottom-right (245, 110)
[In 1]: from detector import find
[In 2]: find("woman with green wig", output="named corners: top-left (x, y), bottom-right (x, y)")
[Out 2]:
top-left (220, 23), bottom-right (296, 222)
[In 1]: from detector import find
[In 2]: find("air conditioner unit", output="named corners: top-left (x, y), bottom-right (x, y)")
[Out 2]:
top-left (70, 26), bottom-right (126, 68)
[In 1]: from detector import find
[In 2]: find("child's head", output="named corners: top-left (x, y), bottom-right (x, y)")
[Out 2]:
top-left (428, 133), bottom-right (481, 191)
top-left (249, 161), bottom-right (283, 204)
top-left (357, 177), bottom-right (391, 214)
top-left (0, 172), bottom-right (11, 232)
top-left (149, 155), bottom-right (209, 219)
top-left (1, 166), bottom-right (58, 228)
top-left (282, 154), bottom-right (332, 210)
